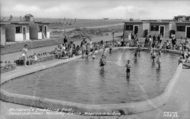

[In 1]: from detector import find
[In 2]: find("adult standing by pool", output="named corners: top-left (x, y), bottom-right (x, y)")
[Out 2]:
top-left (89, 39), bottom-right (93, 52)
top-left (21, 44), bottom-right (29, 66)
top-left (137, 41), bottom-right (141, 56)
top-left (63, 36), bottom-right (68, 44)
top-left (81, 38), bottom-right (87, 58)
top-left (148, 35), bottom-right (152, 49)
top-left (86, 43), bottom-right (90, 57)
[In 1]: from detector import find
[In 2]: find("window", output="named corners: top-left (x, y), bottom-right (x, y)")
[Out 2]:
top-left (39, 26), bottom-right (43, 32)
top-left (150, 25), bottom-right (159, 31)
top-left (177, 25), bottom-right (185, 32)
top-left (125, 25), bottom-right (133, 31)
top-left (16, 26), bottom-right (22, 33)
top-left (185, 17), bottom-right (190, 21)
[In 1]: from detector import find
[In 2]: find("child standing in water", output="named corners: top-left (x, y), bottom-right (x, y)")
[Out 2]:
top-left (151, 48), bottom-right (156, 62)
top-left (92, 49), bottom-right (96, 60)
top-left (134, 48), bottom-right (138, 58)
top-left (137, 41), bottom-right (141, 56)
top-left (109, 43), bottom-right (113, 54)
top-left (125, 60), bottom-right (131, 78)
top-left (81, 44), bottom-right (86, 58)
top-left (99, 54), bottom-right (106, 67)
top-left (156, 52), bottom-right (161, 69)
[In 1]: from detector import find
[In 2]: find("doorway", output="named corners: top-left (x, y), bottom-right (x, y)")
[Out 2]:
top-left (186, 26), bottom-right (190, 38)
top-left (44, 26), bottom-right (47, 38)
top-left (23, 27), bottom-right (26, 40)
top-left (159, 26), bottom-right (165, 37)
top-left (133, 25), bottom-right (139, 35)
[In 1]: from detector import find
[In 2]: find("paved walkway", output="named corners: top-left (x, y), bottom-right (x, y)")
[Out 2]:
top-left (0, 59), bottom-right (190, 119)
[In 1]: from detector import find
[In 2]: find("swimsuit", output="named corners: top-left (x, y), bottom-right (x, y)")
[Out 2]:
top-left (126, 68), bottom-right (130, 73)
top-left (126, 65), bottom-right (130, 73)
top-left (100, 61), bottom-right (105, 66)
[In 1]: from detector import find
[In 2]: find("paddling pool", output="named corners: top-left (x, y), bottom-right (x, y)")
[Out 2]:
top-left (1, 48), bottom-right (179, 104)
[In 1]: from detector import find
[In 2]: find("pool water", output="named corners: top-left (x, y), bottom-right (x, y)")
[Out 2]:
top-left (2, 49), bottom-right (179, 104)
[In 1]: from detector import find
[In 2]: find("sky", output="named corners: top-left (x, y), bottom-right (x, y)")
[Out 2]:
top-left (1, 0), bottom-right (190, 19)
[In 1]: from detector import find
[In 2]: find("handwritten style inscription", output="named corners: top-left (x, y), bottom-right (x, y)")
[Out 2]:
top-left (163, 112), bottom-right (179, 118)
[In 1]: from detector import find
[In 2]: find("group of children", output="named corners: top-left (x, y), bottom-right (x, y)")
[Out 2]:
top-left (98, 41), bottom-right (163, 80)
top-left (98, 44), bottom-right (131, 79)
top-left (178, 48), bottom-right (190, 66)
top-left (54, 41), bottom-right (81, 59)
top-left (21, 44), bottom-right (38, 66)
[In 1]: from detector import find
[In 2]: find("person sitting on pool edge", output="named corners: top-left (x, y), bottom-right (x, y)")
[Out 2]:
top-left (178, 56), bottom-right (185, 65)
top-left (125, 60), bottom-right (131, 78)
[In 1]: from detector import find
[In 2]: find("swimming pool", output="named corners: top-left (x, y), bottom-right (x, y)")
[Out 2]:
top-left (1, 48), bottom-right (179, 104)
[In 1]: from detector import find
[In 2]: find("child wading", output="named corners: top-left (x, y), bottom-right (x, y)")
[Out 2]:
top-left (137, 41), bottom-right (141, 56)
top-left (109, 44), bottom-right (112, 54)
top-left (157, 49), bottom-right (162, 68)
top-left (156, 52), bottom-right (161, 69)
top-left (151, 48), bottom-right (156, 62)
top-left (99, 54), bottom-right (106, 67)
top-left (134, 48), bottom-right (138, 58)
top-left (125, 60), bottom-right (131, 79)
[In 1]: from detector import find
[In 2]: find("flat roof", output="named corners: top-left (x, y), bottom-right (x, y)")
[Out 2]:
top-left (149, 21), bottom-right (170, 24)
top-left (124, 21), bottom-right (143, 24)
top-left (10, 21), bottom-right (30, 25)
top-left (34, 21), bottom-right (50, 24)
top-left (1, 21), bottom-right (50, 25)
top-left (175, 22), bottom-right (190, 25)
top-left (0, 21), bottom-right (10, 25)
top-left (124, 20), bottom-right (171, 24)
top-left (142, 19), bottom-right (173, 22)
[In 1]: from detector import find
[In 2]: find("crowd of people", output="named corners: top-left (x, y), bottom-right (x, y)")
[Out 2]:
top-left (1, 32), bottom-right (189, 74)
top-left (15, 34), bottom-right (190, 71)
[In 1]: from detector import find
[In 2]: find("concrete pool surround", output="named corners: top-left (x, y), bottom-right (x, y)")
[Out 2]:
top-left (0, 47), bottom-right (183, 116)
